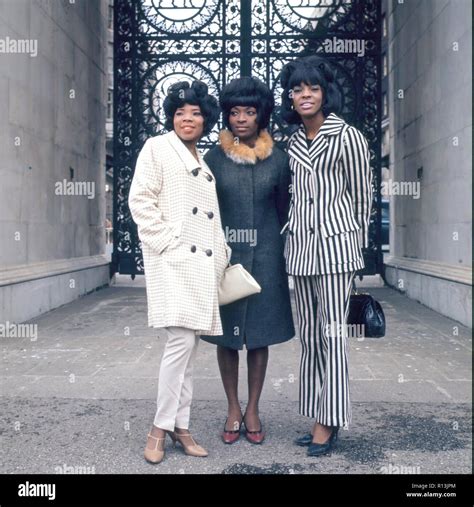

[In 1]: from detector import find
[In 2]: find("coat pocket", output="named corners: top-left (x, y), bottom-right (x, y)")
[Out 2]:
top-left (319, 216), bottom-right (360, 238)
top-left (159, 219), bottom-right (183, 254)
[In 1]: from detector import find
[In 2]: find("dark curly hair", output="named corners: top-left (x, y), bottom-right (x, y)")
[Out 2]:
top-left (163, 80), bottom-right (220, 136)
top-left (220, 76), bottom-right (274, 130)
top-left (280, 56), bottom-right (341, 124)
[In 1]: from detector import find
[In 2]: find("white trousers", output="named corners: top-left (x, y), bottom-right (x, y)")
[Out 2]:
top-left (153, 326), bottom-right (200, 431)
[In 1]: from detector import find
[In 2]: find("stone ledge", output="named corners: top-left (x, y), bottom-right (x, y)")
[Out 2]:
top-left (384, 256), bottom-right (472, 286)
top-left (0, 255), bottom-right (110, 287)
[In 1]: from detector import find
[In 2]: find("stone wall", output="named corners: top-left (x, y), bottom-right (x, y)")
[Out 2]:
top-left (0, 0), bottom-right (110, 322)
top-left (385, 0), bottom-right (472, 327)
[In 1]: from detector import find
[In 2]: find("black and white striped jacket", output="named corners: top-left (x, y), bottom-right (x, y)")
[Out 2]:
top-left (283, 113), bottom-right (373, 275)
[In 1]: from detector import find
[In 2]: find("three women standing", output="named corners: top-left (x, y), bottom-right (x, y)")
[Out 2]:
top-left (129, 55), bottom-right (373, 463)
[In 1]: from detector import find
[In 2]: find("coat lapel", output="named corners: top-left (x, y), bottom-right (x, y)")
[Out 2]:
top-left (308, 134), bottom-right (329, 161)
top-left (307, 113), bottom-right (345, 163)
top-left (288, 113), bottom-right (346, 172)
top-left (166, 130), bottom-right (201, 172)
top-left (288, 127), bottom-right (313, 172)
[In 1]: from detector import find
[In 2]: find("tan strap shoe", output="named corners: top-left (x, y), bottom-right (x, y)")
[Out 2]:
top-left (173, 430), bottom-right (208, 457)
top-left (144, 433), bottom-right (166, 464)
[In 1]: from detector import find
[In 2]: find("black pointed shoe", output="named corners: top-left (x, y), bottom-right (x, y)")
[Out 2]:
top-left (294, 433), bottom-right (313, 447)
top-left (307, 427), bottom-right (339, 457)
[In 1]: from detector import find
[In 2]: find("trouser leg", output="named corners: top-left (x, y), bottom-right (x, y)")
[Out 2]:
top-left (293, 272), bottom-right (354, 428)
top-left (293, 275), bottom-right (321, 418)
top-left (175, 332), bottom-right (200, 429)
top-left (153, 326), bottom-right (198, 431)
top-left (314, 272), bottom-right (355, 428)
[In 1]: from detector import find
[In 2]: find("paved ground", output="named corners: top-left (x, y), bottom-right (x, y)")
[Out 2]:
top-left (0, 275), bottom-right (471, 475)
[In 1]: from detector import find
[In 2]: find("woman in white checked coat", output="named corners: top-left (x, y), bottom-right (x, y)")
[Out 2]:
top-left (280, 56), bottom-right (373, 456)
top-left (128, 81), bottom-right (230, 464)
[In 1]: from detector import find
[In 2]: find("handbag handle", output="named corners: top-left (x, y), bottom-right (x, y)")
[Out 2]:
top-left (352, 275), bottom-right (369, 296)
top-left (352, 279), bottom-right (358, 295)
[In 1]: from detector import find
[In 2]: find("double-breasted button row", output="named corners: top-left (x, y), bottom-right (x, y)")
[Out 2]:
top-left (192, 207), bottom-right (214, 219)
top-left (190, 245), bottom-right (213, 256)
top-left (287, 228), bottom-right (314, 235)
top-left (191, 168), bottom-right (213, 182)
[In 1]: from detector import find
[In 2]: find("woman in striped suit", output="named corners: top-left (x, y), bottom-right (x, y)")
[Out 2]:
top-left (280, 56), bottom-right (373, 456)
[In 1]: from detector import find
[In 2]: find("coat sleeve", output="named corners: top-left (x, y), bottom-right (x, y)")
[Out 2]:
top-left (128, 138), bottom-right (178, 254)
top-left (341, 127), bottom-right (373, 249)
top-left (275, 153), bottom-right (292, 229)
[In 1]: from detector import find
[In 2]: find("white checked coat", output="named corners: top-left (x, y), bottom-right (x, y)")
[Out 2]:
top-left (128, 130), bottom-right (231, 335)
top-left (283, 113), bottom-right (373, 275)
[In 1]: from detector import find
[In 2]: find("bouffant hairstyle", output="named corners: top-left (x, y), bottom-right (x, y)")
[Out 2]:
top-left (163, 80), bottom-right (220, 136)
top-left (220, 76), bottom-right (274, 130)
top-left (280, 56), bottom-right (341, 124)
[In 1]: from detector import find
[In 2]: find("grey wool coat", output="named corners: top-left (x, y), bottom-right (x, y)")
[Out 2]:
top-left (201, 129), bottom-right (295, 350)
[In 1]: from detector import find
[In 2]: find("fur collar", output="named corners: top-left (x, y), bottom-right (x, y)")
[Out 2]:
top-left (219, 129), bottom-right (273, 164)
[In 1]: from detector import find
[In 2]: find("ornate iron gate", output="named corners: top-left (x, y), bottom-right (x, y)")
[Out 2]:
top-left (112, 0), bottom-right (382, 277)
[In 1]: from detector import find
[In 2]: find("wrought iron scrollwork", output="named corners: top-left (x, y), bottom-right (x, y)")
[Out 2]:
top-left (113, 0), bottom-right (381, 276)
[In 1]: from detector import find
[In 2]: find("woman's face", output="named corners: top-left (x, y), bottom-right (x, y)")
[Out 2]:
top-left (291, 81), bottom-right (324, 119)
top-left (173, 103), bottom-right (205, 143)
top-left (228, 106), bottom-right (259, 141)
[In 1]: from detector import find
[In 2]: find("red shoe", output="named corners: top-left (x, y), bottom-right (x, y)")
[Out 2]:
top-left (221, 418), bottom-right (242, 445)
top-left (243, 414), bottom-right (265, 444)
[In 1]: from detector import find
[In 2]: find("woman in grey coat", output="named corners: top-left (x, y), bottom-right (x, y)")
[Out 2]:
top-left (201, 77), bottom-right (295, 445)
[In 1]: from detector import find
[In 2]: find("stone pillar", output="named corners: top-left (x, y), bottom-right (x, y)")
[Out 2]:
top-left (384, 0), bottom-right (472, 327)
top-left (0, 0), bottom-right (110, 323)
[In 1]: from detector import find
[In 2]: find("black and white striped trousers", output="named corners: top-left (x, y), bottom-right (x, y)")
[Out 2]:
top-left (293, 272), bottom-right (355, 428)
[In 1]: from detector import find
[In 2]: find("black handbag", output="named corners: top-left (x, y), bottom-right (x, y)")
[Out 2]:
top-left (347, 282), bottom-right (386, 338)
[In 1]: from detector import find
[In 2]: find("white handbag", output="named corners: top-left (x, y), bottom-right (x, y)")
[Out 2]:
top-left (218, 263), bottom-right (262, 306)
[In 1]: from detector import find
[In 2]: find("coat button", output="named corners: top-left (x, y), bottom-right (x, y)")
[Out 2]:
top-left (205, 249), bottom-right (213, 256)
top-left (192, 168), bottom-right (199, 177)
top-left (192, 207), bottom-right (198, 214)
top-left (289, 230), bottom-right (294, 236)
top-left (308, 197), bottom-right (314, 204)
top-left (206, 174), bottom-right (213, 182)
top-left (309, 227), bottom-right (315, 234)
top-left (191, 245), bottom-right (197, 253)
top-left (207, 211), bottom-right (214, 219)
